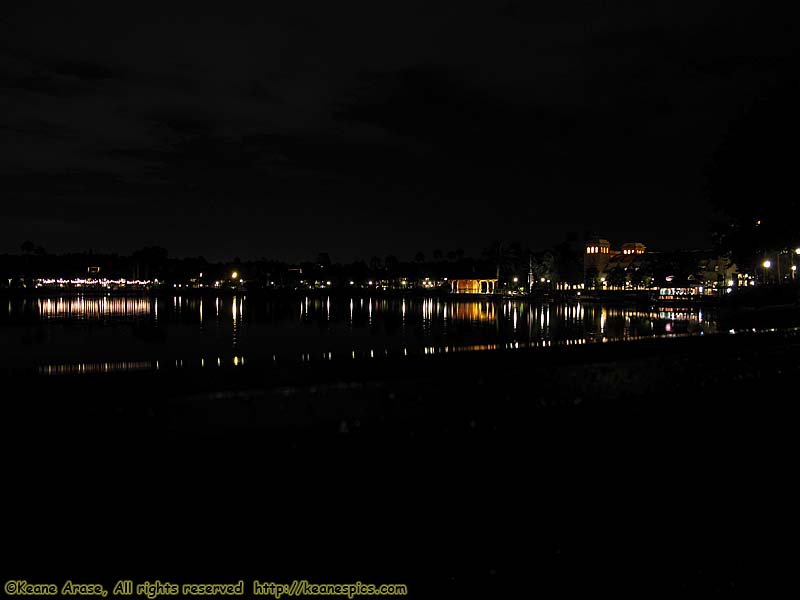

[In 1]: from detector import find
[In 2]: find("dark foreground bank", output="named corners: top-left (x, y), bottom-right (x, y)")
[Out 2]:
top-left (3, 330), bottom-right (798, 595)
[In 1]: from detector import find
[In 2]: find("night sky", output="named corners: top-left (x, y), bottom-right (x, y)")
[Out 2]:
top-left (2, 2), bottom-right (797, 262)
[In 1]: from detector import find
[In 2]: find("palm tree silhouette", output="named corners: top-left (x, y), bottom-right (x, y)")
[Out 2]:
top-left (482, 240), bottom-right (517, 283)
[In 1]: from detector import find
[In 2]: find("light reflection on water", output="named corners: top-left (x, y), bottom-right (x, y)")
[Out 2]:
top-left (0, 294), bottom-right (716, 375)
top-left (37, 296), bottom-right (151, 320)
top-left (39, 360), bottom-right (156, 375)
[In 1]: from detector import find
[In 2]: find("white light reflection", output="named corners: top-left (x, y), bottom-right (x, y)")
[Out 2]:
top-left (38, 360), bottom-right (155, 375)
top-left (38, 296), bottom-right (151, 320)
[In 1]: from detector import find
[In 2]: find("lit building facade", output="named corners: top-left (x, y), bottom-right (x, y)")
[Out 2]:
top-left (584, 238), bottom-right (647, 286)
top-left (584, 237), bottom-right (742, 295)
top-left (450, 278), bottom-right (498, 294)
top-left (621, 243), bottom-right (646, 255)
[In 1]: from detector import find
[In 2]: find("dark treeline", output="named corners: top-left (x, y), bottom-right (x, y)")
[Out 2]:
top-left (1, 238), bottom-right (587, 291)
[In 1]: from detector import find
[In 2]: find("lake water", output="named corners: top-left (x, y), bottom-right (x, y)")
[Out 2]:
top-left (0, 294), bottom-right (715, 375)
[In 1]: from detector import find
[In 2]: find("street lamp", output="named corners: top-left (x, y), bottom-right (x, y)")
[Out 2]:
top-left (762, 260), bottom-right (771, 285)
top-left (231, 271), bottom-right (239, 280)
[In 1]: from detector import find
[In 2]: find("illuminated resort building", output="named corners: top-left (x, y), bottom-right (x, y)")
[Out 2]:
top-left (584, 238), bottom-right (647, 284)
top-left (584, 237), bottom-right (743, 296)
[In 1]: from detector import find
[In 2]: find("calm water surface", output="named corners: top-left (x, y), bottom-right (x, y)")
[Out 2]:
top-left (0, 294), bottom-right (715, 374)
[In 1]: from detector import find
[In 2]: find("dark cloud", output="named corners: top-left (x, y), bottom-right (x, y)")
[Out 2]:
top-left (0, 43), bottom-right (124, 99)
top-left (0, 117), bottom-right (78, 140)
top-left (42, 58), bottom-right (124, 81)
